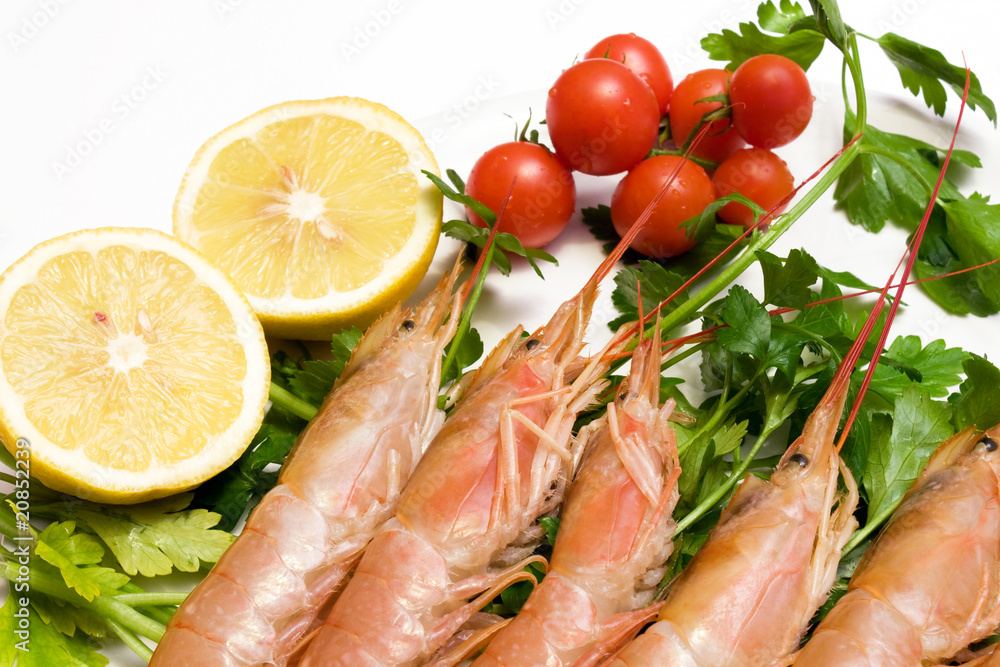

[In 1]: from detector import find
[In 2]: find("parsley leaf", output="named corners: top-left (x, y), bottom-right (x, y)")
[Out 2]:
top-left (716, 285), bottom-right (771, 359)
top-left (425, 170), bottom-right (557, 278)
top-left (701, 0), bottom-right (825, 70)
top-left (875, 33), bottom-right (997, 125)
top-left (0, 596), bottom-right (108, 667)
top-left (955, 354), bottom-right (1000, 430)
top-left (37, 495), bottom-right (233, 577)
top-left (441, 326), bottom-right (484, 386)
top-left (863, 387), bottom-right (954, 530)
top-left (539, 516), bottom-right (561, 547)
top-left (940, 194), bottom-right (1000, 309)
top-left (834, 115), bottom-right (967, 233)
top-left (914, 211), bottom-right (997, 316)
top-left (193, 408), bottom-right (303, 531)
top-left (31, 595), bottom-right (110, 639)
top-left (33, 522), bottom-right (128, 602)
top-left (864, 336), bottom-right (967, 399)
top-left (757, 248), bottom-right (819, 309)
top-left (608, 260), bottom-right (690, 330)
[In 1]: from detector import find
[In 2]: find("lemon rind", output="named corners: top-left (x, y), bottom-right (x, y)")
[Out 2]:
top-left (0, 227), bottom-right (270, 504)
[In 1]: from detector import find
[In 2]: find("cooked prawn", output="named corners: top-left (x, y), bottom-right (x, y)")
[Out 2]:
top-left (149, 261), bottom-right (463, 667)
top-left (606, 63), bottom-right (973, 667)
top-left (297, 174), bottom-right (665, 666)
top-left (466, 320), bottom-right (681, 667)
top-left (791, 424), bottom-right (1000, 667)
top-left (604, 366), bottom-right (859, 667)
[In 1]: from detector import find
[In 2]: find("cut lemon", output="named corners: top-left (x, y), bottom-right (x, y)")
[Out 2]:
top-left (173, 97), bottom-right (443, 340)
top-left (0, 228), bottom-right (270, 504)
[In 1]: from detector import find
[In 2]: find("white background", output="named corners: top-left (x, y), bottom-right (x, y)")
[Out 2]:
top-left (1, 1), bottom-right (999, 664)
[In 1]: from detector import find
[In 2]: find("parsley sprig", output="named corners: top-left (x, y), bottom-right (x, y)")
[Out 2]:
top-left (698, 0), bottom-right (998, 315)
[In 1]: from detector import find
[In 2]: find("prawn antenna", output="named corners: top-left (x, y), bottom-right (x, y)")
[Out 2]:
top-left (835, 66), bottom-right (973, 450)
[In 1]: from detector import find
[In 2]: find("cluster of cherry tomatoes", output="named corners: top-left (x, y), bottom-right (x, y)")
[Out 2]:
top-left (463, 33), bottom-right (814, 258)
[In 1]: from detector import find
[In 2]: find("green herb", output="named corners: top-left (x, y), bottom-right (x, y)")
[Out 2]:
top-left (954, 354), bottom-right (1000, 430)
top-left (0, 597), bottom-right (108, 667)
top-left (700, 0), bottom-right (825, 70)
top-left (192, 406), bottom-right (304, 531)
top-left (34, 494), bottom-right (235, 577)
top-left (424, 169), bottom-right (557, 278)
top-left (0, 499), bottom-right (187, 662)
top-left (698, 0), bottom-right (998, 317)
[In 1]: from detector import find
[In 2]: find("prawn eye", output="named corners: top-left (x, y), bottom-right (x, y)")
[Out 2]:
top-left (401, 319), bottom-right (415, 331)
top-left (789, 453), bottom-right (809, 468)
top-left (525, 339), bottom-right (540, 351)
top-left (980, 435), bottom-right (998, 452)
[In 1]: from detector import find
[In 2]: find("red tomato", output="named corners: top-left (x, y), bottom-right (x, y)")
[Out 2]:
top-left (668, 69), bottom-right (746, 165)
top-left (730, 54), bottom-right (813, 148)
top-left (464, 142), bottom-right (576, 249)
top-left (584, 33), bottom-right (674, 116)
top-left (611, 155), bottom-right (716, 258)
top-left (712, 148), bottom-right (795, 228)
top-left (546, 59), bottom-right (660, 176)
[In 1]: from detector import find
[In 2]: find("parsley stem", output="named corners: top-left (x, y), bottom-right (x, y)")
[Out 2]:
top-left (441, 243), bottom-right (495, 385)
top-left (0, 561), bottom-right (168, 642)
top-left (108, 619), bottom-right (154, 662)
top-left (660, 340), bottom-right (711, 374)
top-left (115, 591), bottom-right (188, 607)
top-left (674, 397), bottom-right (785, 534)
top-left (677, 369), bottom-right (762, 457)
top-left (656, 139), bottom-right (862, 336)
top-left (268, 382), bottom-right (318, 421)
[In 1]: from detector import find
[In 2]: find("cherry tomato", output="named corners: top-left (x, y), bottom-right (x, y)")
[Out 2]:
top-left (730, 54), bottom-right (813, 148)
top-left (668, 69), bottom-right (746, 165)
top-left (610, 155), bottom-right (716, 258)
top-left (712, 148), bottom-right (794, 228)
top-left (546, 58), bottom-right (660, 176)
top-left (584, 33), bottom-right (674, 116)
top-left (464, 141), bottom-right (576, 249)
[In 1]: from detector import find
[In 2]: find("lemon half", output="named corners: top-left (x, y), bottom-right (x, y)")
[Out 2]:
top-left (173, 97), bottom-right (443, 340)
top-left (0, 228), bottom-right (270, 503)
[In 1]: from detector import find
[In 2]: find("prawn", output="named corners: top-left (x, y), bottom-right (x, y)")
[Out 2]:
top-left (606, 60), bottom-right (973, 667)
top-left (466, 318), bottom-right (681, 667)
top-left (790, 424), bottom-right (1000, 667)
top-left (297, 173), bottom-right (662, 667)
top-left (604, 355), bottom-right (860, 667)
top-left (149, 260), bottom-right (463, 667)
